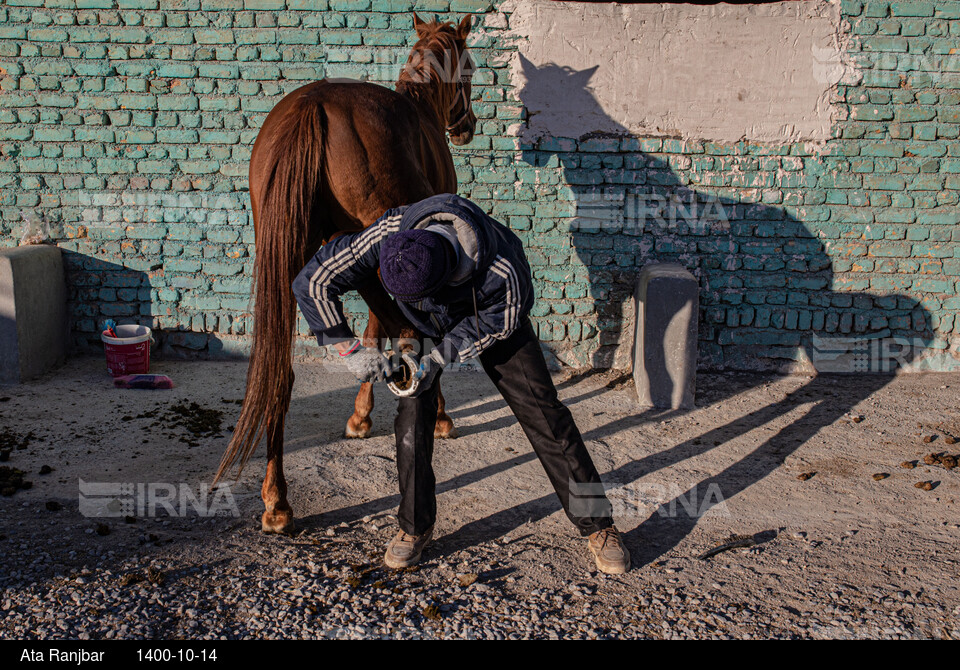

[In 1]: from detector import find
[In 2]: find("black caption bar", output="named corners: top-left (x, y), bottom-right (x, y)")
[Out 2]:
top-left (3, 640), bottom-right (345, 664)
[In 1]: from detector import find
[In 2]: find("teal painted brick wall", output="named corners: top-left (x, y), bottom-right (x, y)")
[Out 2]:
top-left (0, 0), bottom-right (958, 370)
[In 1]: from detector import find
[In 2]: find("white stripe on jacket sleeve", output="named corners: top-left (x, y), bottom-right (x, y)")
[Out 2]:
top-left (458, 255), bottom-right (521, 361)
top-left (307, 214), bottom-right (402, 330)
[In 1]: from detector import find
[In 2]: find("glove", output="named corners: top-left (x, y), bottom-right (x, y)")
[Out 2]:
top-left (409, 349), bottom-right (445, 397)
top-left (341, 340), bottom-right (393, 383)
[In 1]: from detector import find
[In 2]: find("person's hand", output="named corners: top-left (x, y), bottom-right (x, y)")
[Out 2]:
top-left (341, 340), bottom-right (393, 383)
top-left (409, 350), bottom-right (445, 397)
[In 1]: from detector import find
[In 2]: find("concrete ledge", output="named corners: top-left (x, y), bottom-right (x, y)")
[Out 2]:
top-left (0, 245), bottom-right (69, 385)
top-left (632, 263), bottom-right (699, 409)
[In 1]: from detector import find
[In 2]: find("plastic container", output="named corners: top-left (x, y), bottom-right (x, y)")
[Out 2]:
top-left (101, 324), bottom-right (152, 377)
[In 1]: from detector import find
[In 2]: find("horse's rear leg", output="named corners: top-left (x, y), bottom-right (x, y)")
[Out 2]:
top-left (261, 373), bottom-right (295, 533)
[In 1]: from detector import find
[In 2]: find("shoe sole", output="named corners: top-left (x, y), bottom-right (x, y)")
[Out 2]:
top-left (590, 547), bottom-right (631, 575)
top-left (384, 529), bottom-right (434, 569)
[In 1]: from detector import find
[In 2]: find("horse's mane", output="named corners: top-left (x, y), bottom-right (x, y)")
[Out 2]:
top-left (396, 20), bottom-right (465, 117)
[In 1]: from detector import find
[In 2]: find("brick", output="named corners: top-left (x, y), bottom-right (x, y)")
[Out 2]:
top-left (118, 0), bottom-right (161, 7)
top-left (198, 64), bottom-right (240, 78)
top-left (890, 1), bottom-right (935, 17)
top-left (27, 29), bottom-right (69, 42)
top-left (180, 160), bottom-right (220, 174)
top-left (195, 30), bottom-right (235, 45)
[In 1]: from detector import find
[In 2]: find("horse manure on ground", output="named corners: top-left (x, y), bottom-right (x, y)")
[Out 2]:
top-left (119, 572), bottom-right (144, 588)
top-left (165, 402), bottom-right (224, 441)
top-left (0, 466), bottom-right (30, 496)
top-left (135, 402), bottom-right (225, 447)
top-left (0, 428), bottom-right (34, 453)
top-left (146, 566), bottom-right (165, 586)
top-left (921, 452), bottom-right (958, 470)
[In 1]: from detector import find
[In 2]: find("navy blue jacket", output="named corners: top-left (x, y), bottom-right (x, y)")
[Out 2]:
top-left (292, 194), bottom-right (535, 364)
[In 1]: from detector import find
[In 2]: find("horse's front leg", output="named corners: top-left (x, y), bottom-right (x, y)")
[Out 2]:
top-left (435, 389), bottom-right (457, 439)
top-left (353, 282), bottom-right (458, 439)
top-left (345, 315), bottom-right (381, 439)
top-left (346, 382), bottom-right (375, 438)
top-left (262, 371), bottom-right (295, 533)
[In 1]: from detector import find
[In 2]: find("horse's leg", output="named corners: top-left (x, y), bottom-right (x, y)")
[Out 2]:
top-left (345, 312), bottom-right (458, 438)
top-left (345, 313), bottom-right (381, 438)
top-left (347, 383), bottom-right (375, 439)
top-left (261, 371), bottom-right (295, 533)
top-left (353, 281), bottom-right (458, 439)
top-left (435, 389), bottom-right (457, 439)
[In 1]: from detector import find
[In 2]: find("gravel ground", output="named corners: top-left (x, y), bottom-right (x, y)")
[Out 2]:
top-left (1, 357), bottom-right (959, 639)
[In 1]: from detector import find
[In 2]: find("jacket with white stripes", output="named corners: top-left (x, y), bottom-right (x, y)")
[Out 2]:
top-left (292, 194), bottom-right (535, 365)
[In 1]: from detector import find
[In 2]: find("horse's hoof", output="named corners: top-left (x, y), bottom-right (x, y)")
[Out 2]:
top-left (345, 417), bottom-right (372, 439)
top-left (261, 509), bottom-right (295, 535)
top-left (434, 422), bottom-right (458, 439)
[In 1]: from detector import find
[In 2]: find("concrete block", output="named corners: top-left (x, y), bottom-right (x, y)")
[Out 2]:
top-left (632, 263), bottom-right (699, 409)
top-left (0, 246), bottom-right (69, 385)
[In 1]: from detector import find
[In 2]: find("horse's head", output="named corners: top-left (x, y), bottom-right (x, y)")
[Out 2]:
top-left (403, 13), bottom-right (477, 146)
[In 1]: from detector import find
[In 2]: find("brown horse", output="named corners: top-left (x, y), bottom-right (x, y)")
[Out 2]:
top-left (214, 14), bottom-right (478, 533)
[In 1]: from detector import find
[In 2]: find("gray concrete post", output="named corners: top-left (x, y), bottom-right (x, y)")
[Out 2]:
top-left (0, 246), bottom-right (69, 385)
top-left (632, 263), bottom-right (699, 409)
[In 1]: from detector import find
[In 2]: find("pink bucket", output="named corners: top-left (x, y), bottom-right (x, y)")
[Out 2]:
top-left (101, 325), bottom-right (151, 377)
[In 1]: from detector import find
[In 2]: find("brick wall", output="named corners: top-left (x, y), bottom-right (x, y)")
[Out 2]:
top-left (0, 0), bottom-right (958, 371)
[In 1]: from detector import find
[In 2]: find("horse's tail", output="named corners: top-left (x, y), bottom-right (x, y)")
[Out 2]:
top-left (214, 96), bottom-right (324, 485)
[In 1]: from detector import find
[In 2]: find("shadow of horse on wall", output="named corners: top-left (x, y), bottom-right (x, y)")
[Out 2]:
top-left (457, 56), bottom-right (938, 564)
top-left (514, 56), bottom-right (933, 375)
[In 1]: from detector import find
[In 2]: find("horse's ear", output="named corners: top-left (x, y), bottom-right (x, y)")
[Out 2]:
top-left (412, 12), bottom-right (430, 38)
top-left (456, 14), bottom-right (472, 39)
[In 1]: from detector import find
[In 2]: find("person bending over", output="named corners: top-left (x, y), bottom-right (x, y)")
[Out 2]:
top-left (292, 193), bottom-right (629, 574)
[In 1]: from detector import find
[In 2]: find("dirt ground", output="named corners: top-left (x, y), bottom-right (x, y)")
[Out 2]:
top-left (1, 355), bottom-right (959, 639)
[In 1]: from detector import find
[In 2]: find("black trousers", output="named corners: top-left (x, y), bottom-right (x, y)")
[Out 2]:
top-left (394, 318), bottom-right (614, 537)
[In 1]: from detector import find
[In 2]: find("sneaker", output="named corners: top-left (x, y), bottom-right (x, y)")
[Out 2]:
top-left (588, 526), bottom-right (631, 574)
top-left (384, 526), bottom-right (434, 569)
